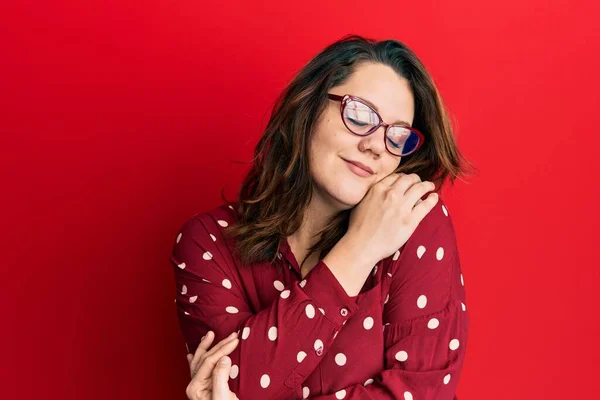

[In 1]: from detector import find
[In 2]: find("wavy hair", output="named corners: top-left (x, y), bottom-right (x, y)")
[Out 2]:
top-left (221, 34), bottom-right (477, 268)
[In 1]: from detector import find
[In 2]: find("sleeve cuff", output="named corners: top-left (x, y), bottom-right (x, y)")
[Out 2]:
top-left (300, 260), bottom-right (360, 327)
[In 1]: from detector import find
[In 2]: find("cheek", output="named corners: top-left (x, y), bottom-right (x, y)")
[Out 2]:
top-left (309, 121), bottom-right (342, 165)
top-left (383, 156), bottom-right (401, 175)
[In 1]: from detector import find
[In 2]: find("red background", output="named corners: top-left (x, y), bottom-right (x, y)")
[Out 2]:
top-left (2, 1), bottom-right (599, 399)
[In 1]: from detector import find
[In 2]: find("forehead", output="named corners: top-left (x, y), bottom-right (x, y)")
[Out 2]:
top-left (334, 62), bottom-right (415, 126)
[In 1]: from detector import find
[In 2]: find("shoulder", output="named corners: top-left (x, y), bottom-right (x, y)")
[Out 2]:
top-left (402, 196), bottom-right (457, 253)
top-left (176, 202), bottom-right (238, 234)
top-left (173, 202), bottom-right (239, 250)
top-left (386, 196), bottom-right (459, 274)
top-left (171, 203), bottom-right (240, 274)
top-left (411, 196), bottom-right (456, 243)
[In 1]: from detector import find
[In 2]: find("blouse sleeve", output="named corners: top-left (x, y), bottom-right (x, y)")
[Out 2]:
top-left (170, 212), bottom-right (360, 400)
top-left (309, 200), bottom-right (469, 400)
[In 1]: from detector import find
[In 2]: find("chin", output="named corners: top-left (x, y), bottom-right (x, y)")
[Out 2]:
top-left (327, 185), bottom-right (368, 210)
top-left (311, 170), bottom-right (370, 210)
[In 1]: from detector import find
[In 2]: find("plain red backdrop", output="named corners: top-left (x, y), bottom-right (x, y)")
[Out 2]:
top-left (2, 1), bottom-right (599, 399)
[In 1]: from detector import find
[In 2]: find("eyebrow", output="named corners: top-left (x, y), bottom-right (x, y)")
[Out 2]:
top-left (356, 95), bottom-right (412, 127)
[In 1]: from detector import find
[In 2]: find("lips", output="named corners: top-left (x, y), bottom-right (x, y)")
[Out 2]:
top-left (343, 159), bottom-right (374, 174)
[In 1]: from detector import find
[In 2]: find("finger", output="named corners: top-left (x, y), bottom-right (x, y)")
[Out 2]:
top-left (412, 192), bottom-right (439, 222)
top-left (191, 331), bottom-right (215, 376)
top-left (212, 356), bottom-right (232, 400)
top-left (377, 172), bottom-right (405, 187)
top-left (403, 179), bottom-right (435, 210)
top-left (196, 338), bottom-right (239, 382)
top-left (198, 332), bottom-right (238, 367)
top-left (390, 175), bottom-right (429, 207)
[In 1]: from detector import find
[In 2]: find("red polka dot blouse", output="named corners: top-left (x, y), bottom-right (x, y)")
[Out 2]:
top-left (170, 198), bottom-right (469, 399)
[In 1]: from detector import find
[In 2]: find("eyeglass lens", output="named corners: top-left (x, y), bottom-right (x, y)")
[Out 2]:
top-left (343, 99), bottom-right (419, 156)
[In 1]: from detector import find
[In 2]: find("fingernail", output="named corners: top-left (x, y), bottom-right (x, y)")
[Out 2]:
top-left (218, 356), bottom-right (231, 365)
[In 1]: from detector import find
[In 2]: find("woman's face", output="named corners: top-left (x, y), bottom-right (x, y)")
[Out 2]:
top-left (308, 61), bottom-right (415, 210)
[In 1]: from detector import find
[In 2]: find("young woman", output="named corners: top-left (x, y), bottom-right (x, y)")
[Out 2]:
top-left (171, 34), bottom-right (475, 400)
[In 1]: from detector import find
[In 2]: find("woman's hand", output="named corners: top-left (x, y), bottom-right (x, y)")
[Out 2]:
top-left (185, 331), bottom-right (240, 400)
top-left (346, 172), bottom-right (439, 263)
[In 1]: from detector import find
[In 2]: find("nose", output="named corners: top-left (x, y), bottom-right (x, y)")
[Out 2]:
top-left (358, 125), bottom-right (387, 156)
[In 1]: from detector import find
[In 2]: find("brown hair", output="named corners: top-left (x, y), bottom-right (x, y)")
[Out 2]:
top-left (221, 34), bottom-right (477, 268)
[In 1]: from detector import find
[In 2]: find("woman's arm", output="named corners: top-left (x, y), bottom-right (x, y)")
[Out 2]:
top-left (170, 212), bottom-right (361, 400)
top-left (309, 201), bottom-right (469, 400)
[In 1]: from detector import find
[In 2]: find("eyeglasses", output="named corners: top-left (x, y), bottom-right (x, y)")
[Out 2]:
top-left (327, 93), bottom-right (425, 157)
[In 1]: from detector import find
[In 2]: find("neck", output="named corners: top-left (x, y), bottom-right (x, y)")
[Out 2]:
top-left (286, 190), bottom-right (340, 267)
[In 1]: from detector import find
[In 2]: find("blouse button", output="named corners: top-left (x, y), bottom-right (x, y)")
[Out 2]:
top-left (340, 308), bottom-right (348, 317)
top-left (315, 346), bottom-right (323, 356)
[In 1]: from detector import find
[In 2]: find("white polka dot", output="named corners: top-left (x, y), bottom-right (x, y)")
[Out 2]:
top-left (305, 304), bottom-right (315, 319)
top-left (387, 272), bottom-right (392, 278)
top-left (319, 307), bottom-right (325, 315)
top-left (395, 350), bottom-right (408, 362)
top-left (333, 331), bottom-right (338, 339)
top-left (334, 353), bottom-right (347, 366)
top-left (443, 374), bottom-right (451, 384)
top-left (417, 245), bottom-right (426, 258)
top-left (268, 326), bottom-right (278, 341)
top-left (210, 234), bottom-right (216, 242)
top-left (273, 280), bottom-right (284, 291)
top-left (222, 279), bottom-right (232, 289)
top-left (297, 351), bottom-right (307, 363)
top-left (314, 339), bottom-right (323, 352)
top-left (442, 204), bottom-right (448, 216)
top-left (201, 278), bottom-right (210, 283)
top-left (449, 339), bottom-right (460, 350)
top-left (184, 311), bottom-right (190, 315)
top-left (225, 306), bottom-right (238, 314)
top-left (228, 205), bottom-right (234, 210)
top-left (384, 294), bottom-right (390, 304)
top-left (417, 295), bottom-right (428, 308)
top-left (189, 295), bottom-right (197, 303)
top-left (461, 273), bottom-right (464, 286)
top-left (229, 364), bottom-right (239, 379)
top-left (372, 265), bottom-right (378, 276)
top-left (302, 386), bottom-right (310, 398)
top-left (176, 233), bottom-right (182, 243)
top-left (260, 374), bottom-right (270, 388)
top-left (436, 247), bottom-right (444, 260)
top-left (177, 262), bottom-right (186, 269)
top-left (461, 302), bottom-right (466, 311)
top-left (181, 285), bottom-right (187, 295)
top-left (280, 289), bottom-right (290, 299)
top-left (404, 391), bottom-right (413, 400)
top-left (364, 378), bottom-right (374, 386)
top-left (203, 251), bottom-right (213, 260)
top-left (335, 389), bottom-right (346, 399)
top-left (393, 250), bottom-right (400, 260)
top-left (428, 318), bottom-right (440, 329)
top-left (242, 327), bottom-right (250, 339)
top-left (299, 279), bottom-right (307, 288)
top-left (363, 317), bottom-right (374, 330)
top-left (217, 220), bottom-right (228, 227)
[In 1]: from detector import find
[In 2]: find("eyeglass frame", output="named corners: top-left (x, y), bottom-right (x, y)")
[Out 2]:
top-left (326, 93), bottom-right (425, 157)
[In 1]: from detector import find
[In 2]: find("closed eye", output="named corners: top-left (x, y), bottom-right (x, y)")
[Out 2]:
top-left (387, 137), bottom-right (401, 149)
top-left (347, 117), bottom-right (369, 127)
